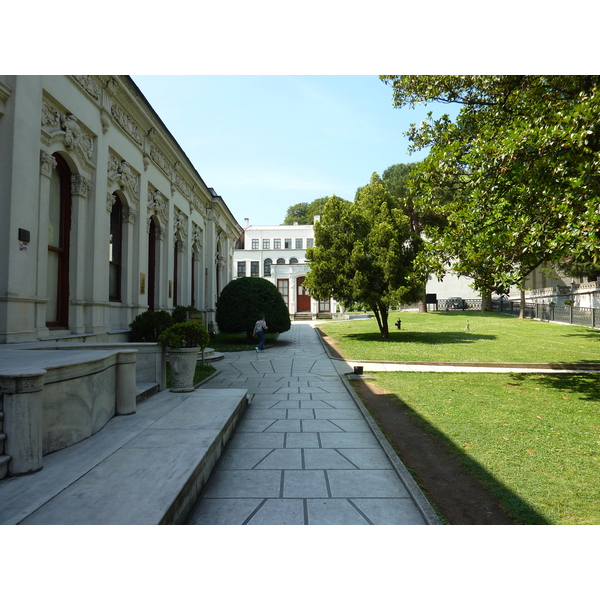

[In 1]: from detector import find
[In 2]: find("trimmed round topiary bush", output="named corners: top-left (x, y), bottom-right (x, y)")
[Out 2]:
top-left (157, 322), bottom-right (210, 350)
top-left (216, 277), bottom-right (291, 339)
top-left (129, 310), bottom-right (173, 342)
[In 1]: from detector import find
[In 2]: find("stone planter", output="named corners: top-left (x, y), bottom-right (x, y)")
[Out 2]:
top-left (167, 347), bottom-right (199, 392)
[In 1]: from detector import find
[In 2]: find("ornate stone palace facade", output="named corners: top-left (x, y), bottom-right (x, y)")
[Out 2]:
top-left (0, 75), bottom-right (242, 343)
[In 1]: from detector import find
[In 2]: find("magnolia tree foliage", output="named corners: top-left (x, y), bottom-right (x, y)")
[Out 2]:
top-left (216, 276), bottom-right (291, 339)
top-left (381, 75), bottom-right (600, 312)
top-left (304, 179), bottom-right (423, 338)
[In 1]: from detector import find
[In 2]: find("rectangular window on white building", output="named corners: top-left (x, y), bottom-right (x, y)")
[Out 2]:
top-left (251, 261), bottom-right (259, 277)
top-left (237, 261), bottom-right (246, 277)
top-left (251, 239), bottom-right (259, 249)
top-left (295, 238), bottom-right (302, 249)
top-left (263, 239), bottom-right (270, 249)
top-left (306, 238), bottom-right (314, 248)
top-left (284, 238), bottom-right (292, 249)
top-left (274, 239), bottom-right (281, 249)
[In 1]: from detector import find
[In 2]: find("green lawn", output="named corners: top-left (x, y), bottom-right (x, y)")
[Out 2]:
top-left (369, 371), bottom-right (600, 524)
top-left (318, 311), bottom-right (600, 364)
top-left (318, 311), bottom-right (600, 524)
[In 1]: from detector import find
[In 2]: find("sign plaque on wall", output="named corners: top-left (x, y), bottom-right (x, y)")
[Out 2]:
top-left (140, 273), bottom-right (146, 295)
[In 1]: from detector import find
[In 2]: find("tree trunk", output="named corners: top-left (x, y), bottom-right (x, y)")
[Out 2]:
top-left (371, 302), bottom-right (389, 339)
top-left (519, 285), bottom-right (526, 319)
top-left (481, 290), bottom-right (493, 311)
top-left (418, 288), bottom-right (428, 313)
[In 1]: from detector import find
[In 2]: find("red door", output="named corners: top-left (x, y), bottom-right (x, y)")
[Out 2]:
top-left (296, 277), bottom-right (311, 312)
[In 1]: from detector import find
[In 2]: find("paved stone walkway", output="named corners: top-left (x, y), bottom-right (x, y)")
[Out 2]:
top-left (187, 323), bottom-right (439, 525)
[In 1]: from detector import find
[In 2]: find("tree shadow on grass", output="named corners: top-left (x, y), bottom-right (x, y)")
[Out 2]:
top-left (345, 331), bottom-right (497, 345)
top-left (510, 372), bottom-right (600, 403)
top-left (378, 389), bottom-right (550, 524)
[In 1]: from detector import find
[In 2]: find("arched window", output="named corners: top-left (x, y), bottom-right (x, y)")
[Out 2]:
top-left (276, 258), bottom-right (285, 265)
top-left (47, 153), bottom-right (71, 327)
top-left (290, 257), bottom-right (298, 264)
top-left (264, 258), bottom-right (272, 276)
top-left (109, 194), bottom-right (122, 301)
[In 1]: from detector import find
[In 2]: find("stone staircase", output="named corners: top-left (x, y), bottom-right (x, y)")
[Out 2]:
top-left (293, 313), bottom-right (315, 321)
top-left (0, 344), bottom-right (224, 482)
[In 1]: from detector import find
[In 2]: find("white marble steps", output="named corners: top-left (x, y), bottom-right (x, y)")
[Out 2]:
top-left (0, 387), bottom-right (248, 525)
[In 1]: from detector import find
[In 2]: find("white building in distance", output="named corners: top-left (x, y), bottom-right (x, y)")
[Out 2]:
top-left (234, 219), bottom-right (338, 318)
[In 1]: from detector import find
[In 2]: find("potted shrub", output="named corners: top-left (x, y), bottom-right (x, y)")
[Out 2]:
top-left (158, 322), bottom-right (210, 392)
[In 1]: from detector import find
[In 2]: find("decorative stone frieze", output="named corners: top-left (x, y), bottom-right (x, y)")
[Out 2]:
top-left (72, 75), bottom-right (101, 101)
top-left (110, 103), bottom-right (144, 146)
top-left (149, 144), bottom-right (173, 179)
top-left (41, 100), bottom-right (60, 127)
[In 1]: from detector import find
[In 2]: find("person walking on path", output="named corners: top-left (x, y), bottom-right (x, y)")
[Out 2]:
top-left (254, 314), bottom-right (268, 352)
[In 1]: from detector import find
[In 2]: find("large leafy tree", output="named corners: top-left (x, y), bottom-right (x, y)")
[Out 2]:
top-left (304, 177), bottom-right (422, 338)
top-left (282, 197), bottom-right (331, 225)
top-left (381, 75), bottom-right (600, 314)
top-left (381, 162), bottom-right (447, 312)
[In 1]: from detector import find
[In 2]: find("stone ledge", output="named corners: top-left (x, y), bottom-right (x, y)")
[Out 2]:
top-left (0, 387), bottom-right (248, 524)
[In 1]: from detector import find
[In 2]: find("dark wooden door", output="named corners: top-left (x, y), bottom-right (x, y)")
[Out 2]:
top-left (296, 277), bottom-right (311, 312)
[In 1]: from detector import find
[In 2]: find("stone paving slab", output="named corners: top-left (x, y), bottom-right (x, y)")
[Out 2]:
top-left (187, 323), bottom-right (440, 525)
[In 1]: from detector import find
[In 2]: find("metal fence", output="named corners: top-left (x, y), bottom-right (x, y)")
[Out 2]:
top-left (436, 298), bottom-right (483, 311)
top-left (492, 299), bottom-right (600, 329)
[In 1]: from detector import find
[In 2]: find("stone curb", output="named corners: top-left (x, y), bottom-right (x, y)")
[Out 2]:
top-left (313, 325), bottom-right (442, 525)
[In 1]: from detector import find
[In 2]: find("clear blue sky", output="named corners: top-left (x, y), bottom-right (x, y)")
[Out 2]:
top-left (131, 75), bottom-right (460, 227)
